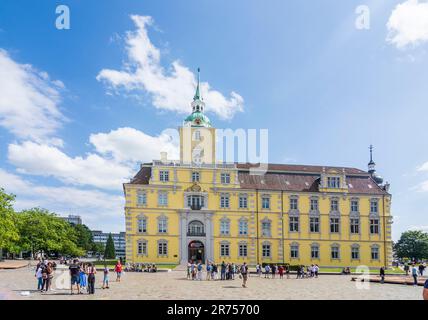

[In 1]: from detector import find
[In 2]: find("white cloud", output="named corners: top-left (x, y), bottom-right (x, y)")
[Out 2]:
top-left (386, 0), bottom-right (428, 49)
top-left (7, 128), bottom-right (180, 190)
top-left (89, 127), bottom-right (179, 163)
top-left (416, 180), bottom-right (428, 192)
top-left (7, 141), bottom-right (133, 190)
top-left (97, 15), bottom-right (244, 120)
top-left (0, 169), bottom-right (124, 232)
top-left (0, 49), bottom-right (65, 145)
top-left (409, 225), bottom-right (428, 232)
top-left (417, 161), bottom-right (428, 172)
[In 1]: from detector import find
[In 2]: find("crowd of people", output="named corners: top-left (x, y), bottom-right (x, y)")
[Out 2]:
top-left (186, 261), bottom-right (249, 287)
top-left (34, 257), bottom-right (124, 295)
top-left (125, 263), bottom-right (158, 273)
top-left (255, 264), bottom-right (319, 279)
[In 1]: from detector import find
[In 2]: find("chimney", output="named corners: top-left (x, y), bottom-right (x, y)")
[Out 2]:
top-left (160, 152), bottom-right (167, 163)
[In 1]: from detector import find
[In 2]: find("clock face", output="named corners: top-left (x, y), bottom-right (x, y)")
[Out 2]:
top-left (195, 118), bottom-right (201, 125)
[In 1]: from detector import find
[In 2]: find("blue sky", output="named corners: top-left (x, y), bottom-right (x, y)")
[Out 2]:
top-left (0, 0), bottom-right (427, 238)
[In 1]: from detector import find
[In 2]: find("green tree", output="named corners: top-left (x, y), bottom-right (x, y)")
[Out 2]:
top-left (104, 233), bottom-right (116, 259)
top-left (16, 208), bottom-right (84, 258)
top-left (71, 224), bottom-right (95, 252)
top-left (0, 188), bottom-right (19, 259)
top-left (91, 242), bottom-right (105, 259)
top-left (394, 230), bottom-right (428, 261)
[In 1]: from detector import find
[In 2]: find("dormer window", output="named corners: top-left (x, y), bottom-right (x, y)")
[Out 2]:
top-left (327, 177), bottom-right (341, 188)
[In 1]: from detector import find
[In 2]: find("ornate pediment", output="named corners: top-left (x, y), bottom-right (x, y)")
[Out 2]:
top-left (186, 182), bottom-right (204, 193)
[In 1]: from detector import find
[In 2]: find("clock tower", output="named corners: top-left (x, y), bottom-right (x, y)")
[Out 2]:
top-left (179, 68), bottom-right (216, 165)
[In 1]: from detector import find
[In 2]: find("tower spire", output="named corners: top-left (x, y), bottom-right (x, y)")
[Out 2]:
top-left (193, 67), bottom-right (201, 101)
top-left (369, 144), bottom-right (374, 164)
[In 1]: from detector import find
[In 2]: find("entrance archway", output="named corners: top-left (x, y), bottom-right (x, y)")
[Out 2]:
top-left (188, 240), bottom-right (205, 263)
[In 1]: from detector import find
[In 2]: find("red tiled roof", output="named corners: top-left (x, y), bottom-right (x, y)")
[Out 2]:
top-left (236, 163), bottom-right (366, 175)
top-left (128, 163), bottom-right (388, 195)
top-left (238, 172), bottom-right (388, 195)
top-left (129, 165), bottom-right (151, 184)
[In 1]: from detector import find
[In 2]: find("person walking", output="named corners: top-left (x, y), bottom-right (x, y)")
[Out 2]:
top-left (418, 263), bottom-right (425, 277)
top-left (404, 263), bottom-right (409, 276)
top-left (206, 263), bottom-right (212, 280)
top-left (314, 264), bottom-right (319, 278)
top-left (187, 261), bottom-right (191, 279)
top-left (278, 265), bottom-right (284, 279)
top-left (231, 263), bottom-right (236, 280)
top-left (412, 264), bottom-right (418, 286)
top-left (102, 266), bottom-right (110, 289)
top-left (256, 264), bottom-right (261, 277)
top-left (380, 266), bottom-right (385, 284)
top-left (221, 261), bottom-right (226, 280)
top-left (197, 262), bottom-right (203, 281)
top-left (114, 261), bottom-right (123, 282)
top-left (79, 263), bottom-right (87, 293)
top-left (240, 262), bottom-right (248, 288)
top-left (212, 264), bottom-right (218, 280)
top-left (285, 264), bottom-right (290, 279)
top-left (264, 264), bottom-right (270, 278)
top-left (87, 263), bottom-right (96, 294)
top-left (35, 264), bottom-right (43, 291)
top-left (69, 259), bottom-right (81, 295)
top-left (271, 264), bottom-right (276, 279)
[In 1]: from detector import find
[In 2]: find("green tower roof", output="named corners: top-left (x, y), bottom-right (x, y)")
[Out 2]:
top-left (184, 111), bottom-right (212, 128)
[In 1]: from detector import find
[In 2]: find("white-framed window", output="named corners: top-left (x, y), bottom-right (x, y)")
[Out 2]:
top-left (311, 244), bottom-right (319, 259)
top-left (158, 240), bottom-right (168, 256)
top-left (220, 194), bottom-right (230, 208)
top-left (330, 199), bottom-right (339, 212)
top-left (159, 170), bottom-right (169, 182)
top-left (310, 217), bottom-right (319, 233)
top-left (137, 240), bottom-right (147, 255)
top-left (220, 173), bottom-right (231, 184)
top-left (239, 243), bottom-right (248, 257)
top-left (220, 243), bottom-right (230, 257)
top-left (194, 130), bottom-right (201, 141)
top-left (327, 176), bottom-right (341, 188)
top-left (158, 192), bottom-right (168, 206)
top-left (220, 219), bottom-right (230, 235)
top-left (351, 245), bottom-right (360, 260)
top-left (350, 218), bottom-right (360, 234)
top-left (289, 216), bottom-right (299, 232)
top-left (370, 218), bottom-right (380, 234)
top-left (290, 244), bottom-right (299, 258)
top-left (331, 246), bottom-right (340, 259)
top-left (262, 243), bottom-right (271, 257)
top-left (371, 246), bottom-right (379, 260)
top-left (239, 219), bottom-right (248, 235)
top-left (262, 196), bottom-right (270, 209)
top-left (351, 200), bottom-right (359, 212)
top-left (137, 217), bottom-right (147, 233)
top-left (239, 195), bottom-right (248, 209)
top-left (187, 195), bottom-right (205, 209)
top-left (290, 198), bottom-right (298, 210)
top-left (261, 220), bottom-right (271, 237)
top-left (188, 220), bottom-right (204, 236)
top-left (192, 171), bottom-right (200, 182)
top-left (310, 199), bottom-right (318, 211)
top-left (158, 217), bottom-right (168, 233)
top-left (370, 200), bottom-right (379, 214)
top-left (330, 217), bottom-right (340, 233)
top-left (137, 191), bottom-right (147, 205)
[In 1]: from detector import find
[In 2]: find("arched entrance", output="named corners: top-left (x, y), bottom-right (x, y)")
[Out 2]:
top-left (188, 240), bottom-right (204, 263)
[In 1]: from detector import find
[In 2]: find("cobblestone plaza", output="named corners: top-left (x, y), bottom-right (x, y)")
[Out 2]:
top-left (0, 267), bottom-right (423, 300)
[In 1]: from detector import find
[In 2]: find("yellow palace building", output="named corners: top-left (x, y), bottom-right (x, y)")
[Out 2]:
top-left (123, 71), bottom-right (393, 268)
